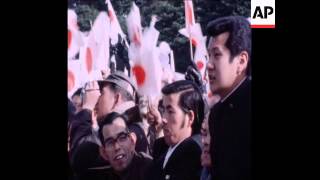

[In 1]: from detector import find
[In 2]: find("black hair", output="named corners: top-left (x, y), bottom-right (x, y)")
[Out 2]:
top-left (98, 112), bottom-right (129, 145)
top-left (72, 88), bottom-right (82, 98)
top-left (162, 80), bottom-right (206, 134)
top-left (68, 98), bottom-right (76, 120)
top-left (207, 16), bottom-right (251, 75)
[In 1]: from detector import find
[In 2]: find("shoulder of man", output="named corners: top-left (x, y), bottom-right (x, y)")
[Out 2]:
top-left (131, 152), bottom-right (153, 177)
top-left (167, 136), bottom-right (202, 164)
top-left (71, 141), bottom-right (111, 173)
top-left (69, 109), bottom-right (94, 152)
top-left (136, 151), bottom-right (153, 162)
top-left (152, 137), bottom-right (169, 160)
top-left (178, 137), bottom-right (202, 157)
top-left (224, 77), bottom-right (251, 106)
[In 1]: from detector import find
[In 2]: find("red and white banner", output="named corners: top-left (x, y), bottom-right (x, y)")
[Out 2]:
top-left (68, 9), bottom-right (83, 60)
top-left (80, 12), bottom-right (110, 81)
top-left (106, 0), bottom-right (126, 45)
top-left (127, 5), bottom-right (162, 97)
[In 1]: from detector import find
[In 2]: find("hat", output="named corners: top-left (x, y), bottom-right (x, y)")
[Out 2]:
top-left (98, 71), bottom-right (137, 99)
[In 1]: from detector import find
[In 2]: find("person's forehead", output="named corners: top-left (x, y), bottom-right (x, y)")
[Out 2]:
top-left (208, 32), bottom-right (230, 50)
top-left (72, 95), bottom-right (81, 100)
top-left (163, 93), bottom-right (181, 106)
top-left (72, 96), bottom-right (81, 103)
top-left (102, 117), bottom-right (127, 138)
top-left (101, 84), bottom-right (113, 93)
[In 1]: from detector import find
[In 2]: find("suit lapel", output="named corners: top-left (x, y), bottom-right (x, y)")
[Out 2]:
top-left (163, 138), bottom-right (190, 172)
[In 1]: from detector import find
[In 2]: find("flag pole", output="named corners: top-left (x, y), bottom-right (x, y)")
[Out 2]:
top-left (185, 0), bottom-right (194, 62)
top-left (189, 37), bottom-right (194, 61)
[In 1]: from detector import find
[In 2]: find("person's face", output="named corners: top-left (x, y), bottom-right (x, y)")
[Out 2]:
top-left (207, 32), bottom-right (241, 97)
top-left (162, 93), bottom-right (192, 146)
top-left (96, 85), bottom-right (116, 121)
top-left (139, 95), bottom-right (148, 115)
top-left (72, 95), bottom-right (82, 113)
top-left (201, 117), bottom-right (212, 167)
top-left (100, 117), bottom-right (136, 172)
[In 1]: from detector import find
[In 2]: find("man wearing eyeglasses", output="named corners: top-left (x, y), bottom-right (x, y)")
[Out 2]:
top-left (98, 112), bottom-right (152, 180)
top-left (69, 71), bottom-right (148, 180)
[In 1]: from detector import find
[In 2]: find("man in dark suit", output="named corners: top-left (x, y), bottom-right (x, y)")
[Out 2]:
top-left (206, 16), bottom-right (251, 180)
top-left (148, 80), bottom-right (206, 180)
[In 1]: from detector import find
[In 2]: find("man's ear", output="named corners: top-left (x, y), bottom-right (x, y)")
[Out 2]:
top-left (99, 146), bottom-right (109, 161)
top-left (112, 93), bottom-right (121, 109)
top-left (186, 110), bottom-right (195, 127)
top-left (236, 51), bottom-right (249, 75)
top-left (129, 132), bottom-right (137, 145)
top-left (114, 93), bottom-right (121, 104)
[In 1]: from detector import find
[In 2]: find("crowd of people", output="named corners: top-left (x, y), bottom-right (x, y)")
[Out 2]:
top-left (68, 15), bottom-right (251, 180)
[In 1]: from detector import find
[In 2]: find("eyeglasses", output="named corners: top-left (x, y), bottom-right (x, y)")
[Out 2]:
top-left (103, 131), bottom-right (130, 150)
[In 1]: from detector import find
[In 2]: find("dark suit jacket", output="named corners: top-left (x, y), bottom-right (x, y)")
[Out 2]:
top-left (148, 136), bottom-right (202, 180)
top-left (107, 152), bottom-right (153, 180)
top-left (152, 137), bottom-right (169, 161)
top-left (69, 109), bottom-right (111, 180)
top-left (209, 77), bottom-right (251, 180)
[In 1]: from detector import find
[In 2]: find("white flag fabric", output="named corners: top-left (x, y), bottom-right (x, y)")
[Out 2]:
top-left (180, 23), bottom-right (208, 80)
top-left (68, 9), bottom-right (83, 60)
top-left (184, 0), bottom-right (195, 32)
top-left (68, 9), bottom-right (78, 30)
top-left (106, 0), bottom-right (126, 45)
top-left (80, 12), bottom-right (110, 82)
top-left (158, 41), bottom-right (174, 84)
top-left (193, 34), bottom-right (208, 81)
top-left (141, 16), bottom-right (162, 96)
top-left (126, 2), bottom-right (142, 47)
top-left (179, 22), bottom-right (204, 47)
top-left (127, 5), bottom-right (162, 97)
top-left (91, 12), bottom-right (110, 71)
top-left (127, 2), bottom-right (143, 77)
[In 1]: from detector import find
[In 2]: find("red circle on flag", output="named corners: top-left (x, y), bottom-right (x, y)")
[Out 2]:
top-left (208, 91), bottom-right (213, 98)
top-left (108, 10), bottom-right (114, 22)
top-left (68, 70), bottom-right (75, 92)
top-left (196, 60), bottom-right (204, 70)
top-left (132, 65), bottom-right (146, 86)
top-left (191, 38), bottom-right (198, 47)
top-left (68, 30), bottom-right (72, 49)
top-left (133, 27), bottom-right (141, 45)
top-left (86, 48), bottom-right (93, 74)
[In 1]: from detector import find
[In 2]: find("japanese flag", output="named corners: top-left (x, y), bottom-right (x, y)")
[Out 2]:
top-left (158, 41), bottom-right (174, 84)
top-left (127, 1), bottom-right (143, 78)
top-left (68, 9), bottom-right (83, 60)
top-left (184, 0), bottom-right (195, 31)
top-left (106, 0), bottom-right (126, 45)
top-left (193, 35), bottom-right (208, 81)
top-left (179, 23), bottom-right (203, 47)
top-left (80, 12), bottom-right (110, 82)
top-left (128, 11), bottom-right (162, 97)
top-left (126, 2), bottom-right (142, 47)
